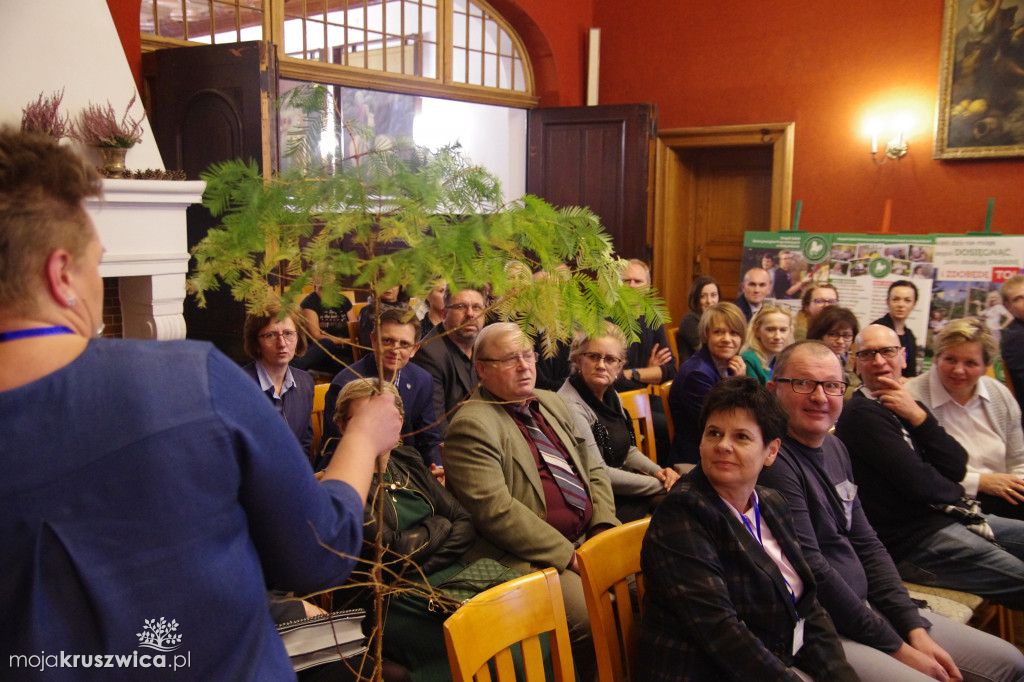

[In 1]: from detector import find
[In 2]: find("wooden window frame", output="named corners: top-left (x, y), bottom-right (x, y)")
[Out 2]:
top-left (141, 0), bottom-right (538, 108)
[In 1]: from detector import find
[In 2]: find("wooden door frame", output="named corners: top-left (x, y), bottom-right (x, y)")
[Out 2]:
top-left (652, 122), bottom-right (795, 323)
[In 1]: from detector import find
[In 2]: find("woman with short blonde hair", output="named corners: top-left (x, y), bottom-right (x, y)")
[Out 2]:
top-left (907, 317), bottom-right (1024, 520)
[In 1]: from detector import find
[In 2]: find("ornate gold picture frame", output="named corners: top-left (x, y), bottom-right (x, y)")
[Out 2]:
top-left (934, 0), bottom-right (1024, 159)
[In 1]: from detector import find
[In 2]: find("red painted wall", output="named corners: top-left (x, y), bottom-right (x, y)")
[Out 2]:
top-left (106, 0), bottom-right (142, 91)
top-left (107, 0), bottom-right (1020, 236)
top-left (495, 0), bottom-right (593, 107)
top-left (592, 0), bottom-right (1024, 236)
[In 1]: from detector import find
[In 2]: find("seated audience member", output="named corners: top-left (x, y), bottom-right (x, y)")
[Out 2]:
top-left (640, 377), bottom-right (856, 682)
top-left (442, 322), bottom-right (619, 678)
top-left (615, 259), bottom-right (676, 390)
top-left (908, 318), bottom-right (1024, 520)
top-left (419, 280), bottom-right (447, 339)
top-left (411, 286), bottom-right (486, 432)
top-left (357, 284), bottom-right (410, 349)
top-left (0, 123), bottom-right (403, 680)
top-left (557, 323), bottom-right (679, 522)
top-left (292, 279), bottom-right (353, 375)
top-left (668, 302), bottom-right (747, 465)
top-left (836, 324), bottom-right (1024, 608)
top-left (616, 260), bottom-right (677, 462)
top-left (675, 275), bottom-right (720, 363)
top-left (760, 340), bottom-right (1024, 682)
top-left (793, 283), bottom-right (838, 342)
top-left (739, 303), bottom-right (793, 384)
top-left (733, 266), bottom-right (772, 322)
top-left (333, 380), bottom-right (475, 682)
top-left (242, 304), bottom-right (315, 452)
top-left (806, 305), bottom-right (860, 398)
top-left (321, 306), bottom-right (442, 471)
top-left (871, 280), bottom-right (919, 378)
top-left (999, 274), bottom-right (1024, 415)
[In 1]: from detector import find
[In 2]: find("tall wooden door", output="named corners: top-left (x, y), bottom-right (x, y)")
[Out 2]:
top-left (143, 41), bottom-right (279, 363)
top-left (527, 104), bottom-right (655, 262)
top-left (652, 124), bottom-right (794, 324)
top-left (689, 146), bottom-right (773, 301)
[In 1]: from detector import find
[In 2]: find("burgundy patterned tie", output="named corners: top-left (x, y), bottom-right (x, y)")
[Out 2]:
top-left (515, 404), bottom-right (588, 511)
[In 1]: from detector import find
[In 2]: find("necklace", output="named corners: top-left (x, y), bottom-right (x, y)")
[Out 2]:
top-left (0, 326), bottom-right (75, 343)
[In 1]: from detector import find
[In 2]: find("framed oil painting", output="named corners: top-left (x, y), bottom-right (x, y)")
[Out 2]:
top-left (934, 0), bottom-right (1024, 159)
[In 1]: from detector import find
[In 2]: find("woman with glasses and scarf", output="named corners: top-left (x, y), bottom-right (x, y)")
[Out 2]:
top-left (557, 322), bottom-right (680, 522)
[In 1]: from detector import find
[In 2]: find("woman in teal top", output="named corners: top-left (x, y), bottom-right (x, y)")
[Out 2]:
top-left (740, 304), bottom-right (793, 384)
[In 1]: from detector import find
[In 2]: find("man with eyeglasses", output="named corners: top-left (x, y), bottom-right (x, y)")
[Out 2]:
top-left (321, 306), bottom-right (442, 473)
top-left (871, 280), bottom-right (920, 378)
top-left (411, 286), bottom-right (487, 433)
top-left (442, 322), bottom-right (618, 679)
top-left (836, 324), bottom-right (1024, 611)
top-left (760, 340), bottom-right (1024, 682)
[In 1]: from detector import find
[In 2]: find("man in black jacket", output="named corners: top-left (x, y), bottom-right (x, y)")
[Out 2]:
top-left (836, 324), bottom-right (1024, 609)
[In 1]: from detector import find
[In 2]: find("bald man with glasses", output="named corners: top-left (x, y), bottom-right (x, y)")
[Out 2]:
top-left (835, 324), bottom-right (1024, 611)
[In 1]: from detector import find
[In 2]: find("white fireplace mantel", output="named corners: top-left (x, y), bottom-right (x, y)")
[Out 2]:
top-left (86, 179), bottom-right (206, 340)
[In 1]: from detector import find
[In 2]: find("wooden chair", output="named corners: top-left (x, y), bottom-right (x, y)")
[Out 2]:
top-left (347, 319), bottom-right (364, 361)
top-left (618, 389), bottom-right (657, 463)
top-left (310, 383), bottom-right (331, 461)
top-left (348, 301), bottom-right (368, 326)
top-left (577, 518), bottom-right (650, 682)
top-left (443, 568), bottom-right (575, 682)
top-left (648, 380), bottom-right (674, 442)
top-left (665, 326), bottom-right (679, 364)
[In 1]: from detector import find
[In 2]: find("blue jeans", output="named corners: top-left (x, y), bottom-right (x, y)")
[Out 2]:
top-left (896, 515), bottom-right (1024, 609)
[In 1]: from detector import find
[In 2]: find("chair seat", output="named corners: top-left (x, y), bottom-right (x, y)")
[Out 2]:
top-left (904, 587), bottom-right (975, 625)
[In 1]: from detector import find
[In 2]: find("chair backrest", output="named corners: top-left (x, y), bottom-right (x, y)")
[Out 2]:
top-left (349, 300), bottom-right (368, 322)
top-left (617, 389), bottom-right (657, 463)
top-left (665, 326), bottom-right (679, 364)
top-left (311, 383), bottom-right (331, 460)
top-left (577, 518), bottom-right (649, 682)
top-left (444, 568), bottom-right (575, 682)
top-left (347, 320), bottom-right (363, 361)
top-left (648, 380), bottom-right (674, 442)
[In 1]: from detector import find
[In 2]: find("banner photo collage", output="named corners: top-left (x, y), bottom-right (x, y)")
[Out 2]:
top-left (740, 231), bottom-right (1024, 374)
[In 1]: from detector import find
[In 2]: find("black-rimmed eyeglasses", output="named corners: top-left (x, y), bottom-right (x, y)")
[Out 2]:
top-left (853, 346), bottom-right (901, 361)
top-left (775, 377), bottom-right (848, 396)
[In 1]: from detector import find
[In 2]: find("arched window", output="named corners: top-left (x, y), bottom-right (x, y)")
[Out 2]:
top-left (140, 0), bottom-right (537, 108)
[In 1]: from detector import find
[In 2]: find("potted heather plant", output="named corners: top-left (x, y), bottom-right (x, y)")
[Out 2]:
top-left (21, 89), bottom-right (71, 140)
top-left (70, 94), bottom-right (145, 178)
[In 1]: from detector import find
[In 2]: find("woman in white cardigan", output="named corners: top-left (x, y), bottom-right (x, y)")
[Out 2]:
top-left (907, 317), bottom-right (1024, 520)
top-left (557, 322), bottom-right (679, 522)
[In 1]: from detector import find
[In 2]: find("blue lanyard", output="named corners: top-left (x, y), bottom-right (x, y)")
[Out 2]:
top-left (740, 496), bottom-right (797, 606)
top-left (0, 326), bottom-right (74, 343)
top-left (739, 495), bottom-right (763, 544)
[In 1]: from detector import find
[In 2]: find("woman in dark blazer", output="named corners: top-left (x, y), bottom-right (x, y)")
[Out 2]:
top-left (667, 302), bottom-right (747, 464)
top-left (640, 377), bottom-right (855, 681)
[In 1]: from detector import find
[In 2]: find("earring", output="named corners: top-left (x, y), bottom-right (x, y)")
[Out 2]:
top-left (66, 296), bottom-right (76, 307)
